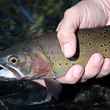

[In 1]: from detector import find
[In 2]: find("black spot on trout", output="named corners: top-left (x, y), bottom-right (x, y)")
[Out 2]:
top-left (0, 26), bottom-right (110, 79)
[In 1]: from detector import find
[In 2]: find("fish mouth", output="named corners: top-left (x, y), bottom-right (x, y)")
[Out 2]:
top-left (0, 64), bottom-right (48, 80)
top-left (0, 63), bottom-right (56, 80)
top-left (0, 64), bottom-right (24, 79)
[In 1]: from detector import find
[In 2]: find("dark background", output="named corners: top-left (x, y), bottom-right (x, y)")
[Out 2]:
top-left (1, 1), bottom-right (110, 110)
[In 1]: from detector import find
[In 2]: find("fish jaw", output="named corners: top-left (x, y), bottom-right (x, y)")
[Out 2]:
top-left (0, 64), bottom-right (25, 79)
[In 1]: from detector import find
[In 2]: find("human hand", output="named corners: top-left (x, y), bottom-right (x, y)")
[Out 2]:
top-left (57, 0), bottom-right (110, 84)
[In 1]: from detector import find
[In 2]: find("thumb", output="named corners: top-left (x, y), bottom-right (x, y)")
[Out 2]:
top-left (56, 8), bottom-right (80, 58)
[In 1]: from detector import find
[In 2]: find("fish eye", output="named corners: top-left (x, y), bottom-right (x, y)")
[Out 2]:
top-left (8, 55), bottom-right (19, 64)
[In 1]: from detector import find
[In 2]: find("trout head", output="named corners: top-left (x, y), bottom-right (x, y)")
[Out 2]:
top-left (0, 42), bottom-right (53, 79)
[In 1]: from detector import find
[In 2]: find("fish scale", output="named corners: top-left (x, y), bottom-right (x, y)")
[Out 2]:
top-left (0, 26), bottom-right (110, 79)
top-left (34, 26), bottom-right (110, 77)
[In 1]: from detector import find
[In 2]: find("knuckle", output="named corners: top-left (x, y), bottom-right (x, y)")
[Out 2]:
top-left (57, 31), bottom-right (62, 39)
top-left (57, 30), bottom-right (66, 39)
top-left (73, 64), bottom-right (82, 69)
top-left (64, 8), bottom-right (72, 17)
top-left (93, 53), bottom-right (103, 58)
top-left (103, 58), bottom-right (110, 69)
top-left (105, 58), bottom-right (110, 62)
top-left (57, 32), bottom-right (65, 45)
top-left (64, 7), bottom-right (79, 17)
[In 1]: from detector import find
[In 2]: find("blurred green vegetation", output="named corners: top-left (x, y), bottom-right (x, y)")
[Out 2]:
top-left (0, 0), bottom-right (80, 49)
top-left (29, 0), bottom-right (80, 33)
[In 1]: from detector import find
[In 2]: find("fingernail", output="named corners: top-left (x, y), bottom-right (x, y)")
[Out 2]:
top-left (62, 42), bottom-right (75, 58)
top-left (92, 53), bottom-right (103, 64)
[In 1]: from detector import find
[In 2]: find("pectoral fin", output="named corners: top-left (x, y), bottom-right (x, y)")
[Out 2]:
top-left (44, 79), bottom-right (62, 100)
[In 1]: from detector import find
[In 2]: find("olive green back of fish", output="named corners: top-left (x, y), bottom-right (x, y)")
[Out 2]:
top-left (36, 26), bottom-right (110, 77)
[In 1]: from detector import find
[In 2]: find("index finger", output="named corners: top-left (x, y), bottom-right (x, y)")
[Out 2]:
top-left (56, 9), bottom-right (80, 58)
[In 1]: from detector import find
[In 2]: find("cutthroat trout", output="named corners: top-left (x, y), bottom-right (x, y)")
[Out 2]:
top-left (0, 26), bottom-right (110, 79)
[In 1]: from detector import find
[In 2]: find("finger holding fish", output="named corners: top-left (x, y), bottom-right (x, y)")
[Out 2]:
top-left (57, 54), bottom-right (110, 84)
top-left (81, 53), bottom-right (104, 81)
top-left (57, 64), bottom-right (84, 84)
top-left (97, 58), bottom-right (110, 78)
